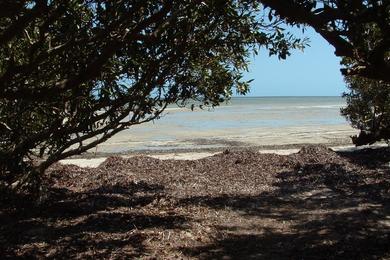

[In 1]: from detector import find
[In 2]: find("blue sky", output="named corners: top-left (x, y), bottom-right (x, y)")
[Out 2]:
top-left (243, 27), bottom-right (346, 97)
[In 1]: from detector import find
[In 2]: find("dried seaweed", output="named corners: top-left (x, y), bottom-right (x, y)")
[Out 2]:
top-left (1, 145), bottom-right (389, 259)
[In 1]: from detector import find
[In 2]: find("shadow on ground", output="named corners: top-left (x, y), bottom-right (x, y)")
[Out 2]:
top-left (0, 181), bottom-right (187, 258)
top-left (179, 149), bottom-right (390, 259)
top-left (1, 147), bottom-right (389, 259)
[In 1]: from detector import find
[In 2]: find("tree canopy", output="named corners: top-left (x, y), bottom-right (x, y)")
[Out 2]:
top-left (259, 0), bottom-right (390, 83)
top-left (0, 0), bottom-right (305, 189)
top-left (342, 74), bottom-right (390, 145)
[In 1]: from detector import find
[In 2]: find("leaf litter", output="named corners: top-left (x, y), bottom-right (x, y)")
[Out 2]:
top-left (1, 145), bottom-right (389, 259)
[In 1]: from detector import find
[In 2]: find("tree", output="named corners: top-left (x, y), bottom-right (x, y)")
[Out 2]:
top-left (336, 15), bottom-right (390, 146)
top-left (257, 0), bottom-right (390, 145)
top-left (258, 0), bottom-right (390, 83)
top-left (341, 72), bottom-right (390, 146)
top-left (0, 0), bottom-right (305, 190)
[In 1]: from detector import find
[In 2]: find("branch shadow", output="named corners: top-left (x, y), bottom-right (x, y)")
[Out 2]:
top-left (179, 151), bottom-right (390, 259)
top-left (338, 146), bottom-right (390, 168)
top-left (0, 180), bottom-right (187, 258)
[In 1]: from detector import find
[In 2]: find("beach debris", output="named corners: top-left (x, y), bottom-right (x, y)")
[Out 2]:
top-left (1, 146), bottom-right (389, 258)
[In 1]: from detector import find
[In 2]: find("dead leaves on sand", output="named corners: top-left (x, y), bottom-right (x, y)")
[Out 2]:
top-left (1, 145), bottom-right (389, 259)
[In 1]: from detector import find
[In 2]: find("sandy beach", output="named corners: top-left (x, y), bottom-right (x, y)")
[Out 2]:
top-left (61, 144), bottom-right (385, 168)
top-left (4, 98), bottom-right (389, 259)
top-left (80, 97), bottom-right (358, 155)
top-left (58, 96), bottom-right (360, 169)
top-left (2, 145), bottom-right (389, 258)
top-left (91, 124), bottom-right (356, 154)
top-left (2, 0), bottom-right (388, 257)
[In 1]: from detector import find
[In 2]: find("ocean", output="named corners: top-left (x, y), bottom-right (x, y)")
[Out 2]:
top-left (95, 96), bottom-right (357, 153)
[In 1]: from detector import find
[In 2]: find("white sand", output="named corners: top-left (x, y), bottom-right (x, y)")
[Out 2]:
top-left (59, 152), bottom-right (219, 168)
top-left (60, 157), bottom-right (108, 168)
top-left (60, 144), bottom-right (388, 168)
top-left (90, 124), bottom-right (357, 154)
top-left (147, 152), bottom-right (219, 160)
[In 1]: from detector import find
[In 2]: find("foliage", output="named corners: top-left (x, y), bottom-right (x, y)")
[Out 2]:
top-left (258, 0), bottom-right (390, 83)
top-left (0, 0), bottom-right (305, 189)
top-left (338, 17), bottom-right (390, 145)
top-left (341, 75), bottom-right (390, 145)
top-left (259, 0), bottom-right (390, 145)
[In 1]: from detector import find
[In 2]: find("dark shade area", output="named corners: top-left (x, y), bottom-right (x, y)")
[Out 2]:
top-left (1, 146), bottom-right (389, 259)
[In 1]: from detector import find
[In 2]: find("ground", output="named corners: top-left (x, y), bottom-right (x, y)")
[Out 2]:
top-left (1, 145), bottom-right (389, 259)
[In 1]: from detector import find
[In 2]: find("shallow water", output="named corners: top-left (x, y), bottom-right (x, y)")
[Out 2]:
top-left (94, 96), bottom-right (357, 153)
top-left (164, 96), bottom-right (347, 129)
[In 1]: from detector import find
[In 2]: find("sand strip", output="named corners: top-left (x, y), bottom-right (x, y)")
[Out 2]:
top-left (59, 144), bottom-right (388, 168)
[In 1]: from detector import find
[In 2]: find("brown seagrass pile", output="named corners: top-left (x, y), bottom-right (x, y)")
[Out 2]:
top-left (1, 145), bottom-right (389, 259)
